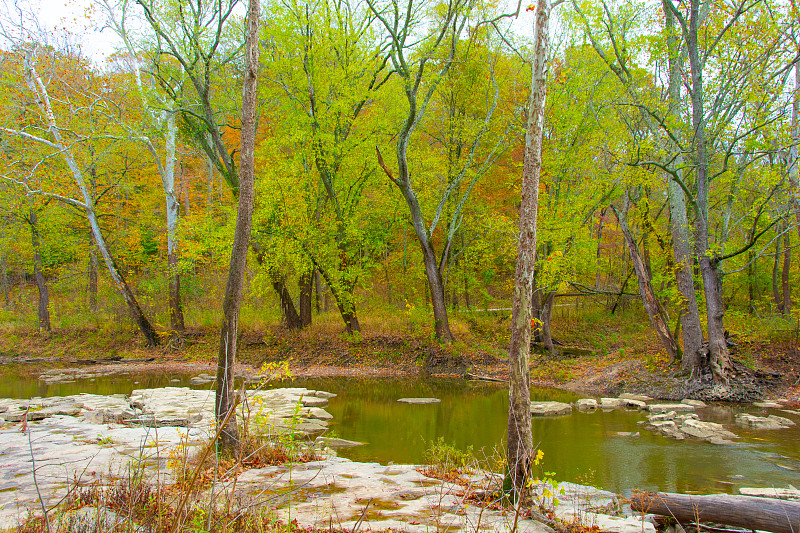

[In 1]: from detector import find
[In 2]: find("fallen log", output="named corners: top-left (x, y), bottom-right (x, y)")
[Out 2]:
top-left (630, 491), bottom-right (800, 533)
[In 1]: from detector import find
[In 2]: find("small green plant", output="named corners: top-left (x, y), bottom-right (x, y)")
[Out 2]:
top-left (422, 437), bottom-right (474, 479)
top-left (528, 450), bottom-right (565, 513)
top-left (339, 329), bottom-right (362, 344)
top-left (95, 435), bottom-right (114, 445)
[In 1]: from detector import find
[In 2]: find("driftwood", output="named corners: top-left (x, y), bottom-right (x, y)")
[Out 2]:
top-left (630, 491), bottom-right (800, 533)
top-left (465, 373), bottom-right (506, 383)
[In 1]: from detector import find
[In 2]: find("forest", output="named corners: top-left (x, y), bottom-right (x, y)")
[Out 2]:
top-left (0, 0), bottom-right (799, 531)
top-left (1, 0), bottom-right (797, 381)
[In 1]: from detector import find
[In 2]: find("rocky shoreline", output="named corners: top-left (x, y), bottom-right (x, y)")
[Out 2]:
top-left (1, 365), bottom-right (799, 532)
top-left (0, 381), bottom-right (660, 533)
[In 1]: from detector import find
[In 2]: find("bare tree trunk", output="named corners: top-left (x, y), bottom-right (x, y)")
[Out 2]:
top-left (507, 0), bottom-right (549, 502)
top-left (613, 200), bottom-right (680, 362)
top-left (664, 0), bottom-right (703, 373)
top-left (299, 268), bottom-right (313, 327)
top-left (315, 266), bottom-right (361, 333)
top-left (164, 114), bottom-right (185, 334)
top-left (87, 165), bottom-right (99, 313)
top-left (1, 254), bottom-right (9, 308)
top-left (314, 270), bottom-right (322, 313)
top-left (781, 231), bottom-right (791, 315)
top-left (595, 208), bottom-right (607, 290)
top-left (29, 207), bottom-right (51, 334)
top-left (773, 236), bottom-right (782, 312)
top-left (88, 232), bottom-right (98, 313)
top-left (540, 291), bottom-right (555, 354)
top-left (790, 62), bottom-right (799, 238)
top-left (215, 0), bottom-right (259, 452)
top-left (686, 0), bottom-right (732, 384)
top-left (420, 241), bottom-right (451, 341)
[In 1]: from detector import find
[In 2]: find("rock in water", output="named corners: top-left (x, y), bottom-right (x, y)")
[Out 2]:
top-left (576, 399), bottom-right (598, 410)
top-left (736, 413), bottom-right (793, 430)
top-left (530, 401), bottom-right (572, 417)
top-left (397, 398), bottom-right (440, 404)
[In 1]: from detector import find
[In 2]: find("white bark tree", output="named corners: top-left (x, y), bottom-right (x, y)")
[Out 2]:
top-left (0, 46), bottom-right (159, 346)
top-left (101, 0), bottom-right (186, 335)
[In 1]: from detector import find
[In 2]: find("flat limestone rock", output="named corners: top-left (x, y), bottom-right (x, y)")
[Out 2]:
top-left (558, 512), bottom-right (655, 533)
top-left (647, 403), bottom-right (696, 413)
top-left (530, 401), bottom-right (572, 417)
top-left (621, 399), bottom-right (647, 410)
top-left (739, 487), bottom-right (800, 500)
top-left (600, 398), bottom-right (624, 409)
top-left (768, 414), bottom-right (796, 426)
top-left (576, 399), bottom-right (598, 410)
top-left (736, 413), bottom-right (792, 430)
top-left (680, 419), bottom-right (738, 442)
top-left (619, 393), bottom-right (654, 402)
top-left (398, 398), bottom-right (441, 404)
top-left (681, 399), bottom-right (707, 408)
top-left (753, 401), bottom-right (783, 408)
top-left (316, 436), bottom-right (364, 448)
top-left (306, 407), bottom-right (334, 421)
top-left (300, 396), bottom-right (329, 408)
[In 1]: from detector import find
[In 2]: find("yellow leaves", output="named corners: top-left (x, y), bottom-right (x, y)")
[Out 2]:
top-left (533, 448), bottom-right (545, 465)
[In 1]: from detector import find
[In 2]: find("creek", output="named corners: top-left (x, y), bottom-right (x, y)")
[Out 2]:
top-left (2, 371), bottom-right (798, 495)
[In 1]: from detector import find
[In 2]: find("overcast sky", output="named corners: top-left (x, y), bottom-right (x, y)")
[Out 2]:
top-left (1, 0), bottom-right (122, 61)
top-left (5, 0), bottom-right (536, 64)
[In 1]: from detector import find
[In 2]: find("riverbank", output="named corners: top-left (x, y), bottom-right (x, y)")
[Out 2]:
top-left (5, 379), bottom-right (800, 533)
top-left (0, 383), bottom-right (662, 533)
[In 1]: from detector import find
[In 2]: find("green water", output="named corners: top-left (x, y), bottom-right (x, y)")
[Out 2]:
top-left (0, 371), bottom-right (196, 399)
top-left (284, 377), bottom-right (800, 495)
top-left (2, 372), bottom-right (798, 494)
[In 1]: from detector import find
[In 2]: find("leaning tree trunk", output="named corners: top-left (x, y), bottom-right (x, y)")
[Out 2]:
top-left (29, 207), bottom-right (51, 334)
top-left (215, 0), bottom-right (259, 452)
top-left (315, 265), bottom-right (361, 334)
top-left (272, 276), bottom-right (302, 330)
top-left (507, 0), bottom-right (550, 502)
top-left (418, 239), bottom-right (451, 342)
top-left (613, 200), bottom-right (679, 362)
